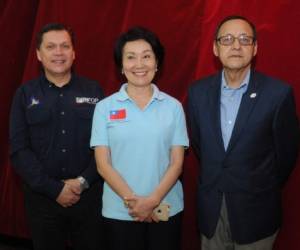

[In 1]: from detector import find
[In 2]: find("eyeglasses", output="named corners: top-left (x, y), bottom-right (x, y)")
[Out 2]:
top-left (216, 34), bottom-right (255, 46)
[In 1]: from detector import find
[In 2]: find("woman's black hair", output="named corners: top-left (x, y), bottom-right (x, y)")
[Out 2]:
top-left (114, 26), bottom-right (164, 71)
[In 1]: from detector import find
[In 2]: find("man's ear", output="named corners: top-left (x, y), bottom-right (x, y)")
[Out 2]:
top-left (36, 49), bottom-right (42, 62)
top-left (253, 41), bottom-right (258, 57)
top-left (213, 41), bottom-right (219, 57)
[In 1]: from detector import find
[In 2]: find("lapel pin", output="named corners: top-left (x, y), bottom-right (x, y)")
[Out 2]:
top-left (250, 93), bottom-right (257, 98)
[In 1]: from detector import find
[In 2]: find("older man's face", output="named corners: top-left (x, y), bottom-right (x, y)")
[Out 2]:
top-left (213, 19), bottom-right (257, 72)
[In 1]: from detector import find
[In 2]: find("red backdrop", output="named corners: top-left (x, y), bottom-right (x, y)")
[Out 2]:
top-left (1, 1), bottom-right (300, 249)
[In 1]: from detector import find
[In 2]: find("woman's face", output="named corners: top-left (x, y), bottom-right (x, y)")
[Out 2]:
top-left (122, 39), bottom-right (157, 88)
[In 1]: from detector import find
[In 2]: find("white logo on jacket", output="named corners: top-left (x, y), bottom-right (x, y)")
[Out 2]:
top-left (76, 97), bottom-right (99, 104)
top-left (28, 97), bottom-right (40, 108)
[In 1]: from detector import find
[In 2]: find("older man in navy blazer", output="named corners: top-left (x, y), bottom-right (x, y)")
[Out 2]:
top-left (188, 15), bottom-right (300, 250)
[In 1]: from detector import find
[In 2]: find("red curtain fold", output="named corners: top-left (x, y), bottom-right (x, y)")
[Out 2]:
top-left (1, 1), bottom-right (299, 249)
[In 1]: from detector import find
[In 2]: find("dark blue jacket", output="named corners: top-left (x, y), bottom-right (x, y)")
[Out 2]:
top-left (188, 70), bottom-right (300, 243)
top-left (10, 74), bottom-right (104, 200)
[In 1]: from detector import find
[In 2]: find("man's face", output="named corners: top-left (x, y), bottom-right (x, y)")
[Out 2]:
top-left (36, 30), bottom-right (75, 78)
top-left (213, 19), bottom-right (257, 72)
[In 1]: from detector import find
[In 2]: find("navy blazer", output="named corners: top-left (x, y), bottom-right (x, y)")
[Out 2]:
top-left (188, 70), bottom-right (300, 243)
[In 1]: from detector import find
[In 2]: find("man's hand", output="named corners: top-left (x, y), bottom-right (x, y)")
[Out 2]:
top-left (64, 178), bottom-right (82, 194)
top-left (56, 182), bottom-right (80, 207)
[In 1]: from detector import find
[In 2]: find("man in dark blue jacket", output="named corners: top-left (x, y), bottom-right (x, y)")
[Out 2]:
top-left (10, 23), bottom-right (104, 250)
top-left (188, 15), bottom-right (299, 250)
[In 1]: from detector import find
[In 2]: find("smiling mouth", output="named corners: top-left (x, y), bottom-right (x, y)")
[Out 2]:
top-left (52, 60), bottom-right (66, 64)
top-left (133, 71), bottom-right (147, 76)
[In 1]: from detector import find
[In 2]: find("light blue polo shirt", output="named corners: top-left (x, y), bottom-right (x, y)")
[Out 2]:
top-left (90, 83), bottom-right (189, 220)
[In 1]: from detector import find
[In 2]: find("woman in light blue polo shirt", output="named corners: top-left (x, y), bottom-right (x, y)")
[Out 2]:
top-left (91, 27), bottom-right (189, 250)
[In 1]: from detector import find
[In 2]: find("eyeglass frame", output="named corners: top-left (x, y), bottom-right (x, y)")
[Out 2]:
top-left (216, 34), bottom-right (256, 46)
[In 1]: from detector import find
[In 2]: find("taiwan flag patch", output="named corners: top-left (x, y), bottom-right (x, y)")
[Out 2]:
top-left (110, 109), bottom-right (126, 120)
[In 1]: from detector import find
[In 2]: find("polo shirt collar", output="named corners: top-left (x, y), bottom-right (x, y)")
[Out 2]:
top-left (116, 83), bottom-right (165, 101)
top-left (42, 73), bottom-right (74, 89)
top-left (152, 84), bottom-right (165, 101)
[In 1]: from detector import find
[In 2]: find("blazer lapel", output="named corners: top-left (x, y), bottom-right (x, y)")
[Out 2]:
top-left (208, 72), bottom-right (226, 153)
top-left (226, 71), bottom-right (261, 153)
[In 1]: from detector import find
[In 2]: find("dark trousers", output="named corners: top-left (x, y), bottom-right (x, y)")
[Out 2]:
top-left (23, 180), bottom-right (104, 250)
top-left (104, 212), bottom-right (182, 250)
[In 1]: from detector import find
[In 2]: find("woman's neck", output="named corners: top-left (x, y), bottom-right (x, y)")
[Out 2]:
top-left (126, 84), bottom-right (153, 110)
